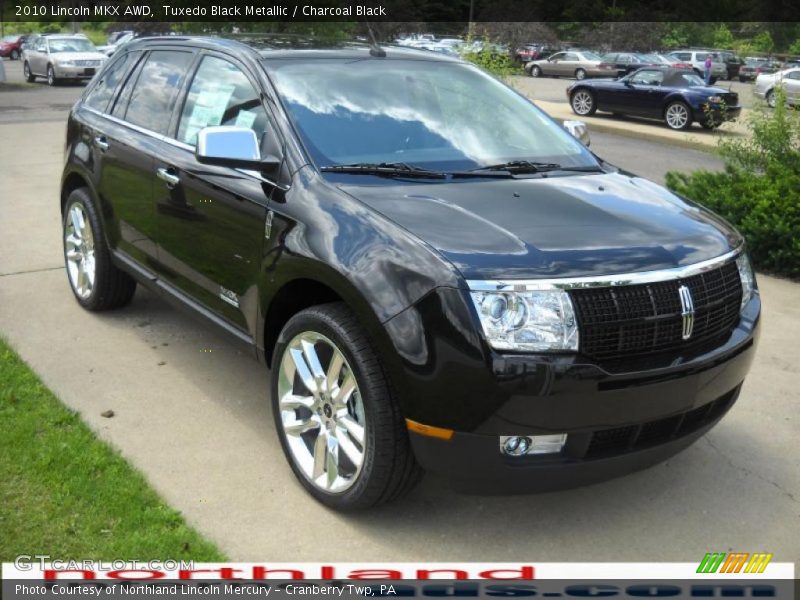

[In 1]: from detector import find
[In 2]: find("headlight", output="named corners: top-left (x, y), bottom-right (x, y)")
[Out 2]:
top-left (58, 59), bottom-right (74, 66)
top-left (707, 95), bottom-right (722, 103)
top-left (736, 253), bottom-right (755, 310)
top-left (469, 288), bottom-right (579, 352)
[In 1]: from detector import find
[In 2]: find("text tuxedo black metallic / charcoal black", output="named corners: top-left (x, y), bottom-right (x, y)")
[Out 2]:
top-left (60, 36), bottom-right (760, 510)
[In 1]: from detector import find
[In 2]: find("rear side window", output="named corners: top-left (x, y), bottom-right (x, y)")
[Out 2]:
top-left (121, 50), bottom-right (193, 135)
top-left (673, 52), bottom-right (691, 61)
top-left (176, 55), bottom-right (267, 146)
top-left (84, 51), bottom-right (140, 112)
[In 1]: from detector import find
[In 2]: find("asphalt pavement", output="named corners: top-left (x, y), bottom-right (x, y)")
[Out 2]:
top-left (1, 58), bottom-right (797, 563)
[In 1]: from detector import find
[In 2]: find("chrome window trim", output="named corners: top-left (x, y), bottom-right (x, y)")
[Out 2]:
top-left (467, 247), bottom-right (743, 292)
top-left (82, 105), bottom-right (286, 190)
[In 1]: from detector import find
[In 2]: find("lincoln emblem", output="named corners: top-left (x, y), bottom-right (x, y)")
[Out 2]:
top-left (678, 285), bottom-right (695, 340)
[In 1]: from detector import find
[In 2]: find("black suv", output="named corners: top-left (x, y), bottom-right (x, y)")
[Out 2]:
top-left (61, 36), bottom-right (760, 510)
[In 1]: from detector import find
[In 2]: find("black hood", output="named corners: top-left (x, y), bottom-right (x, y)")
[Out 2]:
top-left (338, 172), bottom-right (742, 280)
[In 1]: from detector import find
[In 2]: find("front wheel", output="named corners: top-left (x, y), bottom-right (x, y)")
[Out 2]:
top-left (574, 68), bottom-right (586, 80)
top-left (47, 65), bottom-right (58, 86)
top-left (530, 65), bottom-right (542, 77)
top-left (272, 303), bottom-right (421, 510)
top-left (10, 49), bottom-right (20, 60)
top-left (570, 89), bottom-right (597, 116)
top-left (664, 101), bottom-right (692, 130)
top-left (63, 188), bottom-right (137, 310)
top-left (766, 90), bottom-right (776, 108)
top-left (23, 62), bottom-right (35, 82)
top-left (739, 76), bottom-right (747, 83)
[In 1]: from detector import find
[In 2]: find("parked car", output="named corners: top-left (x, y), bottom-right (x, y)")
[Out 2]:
top-left (23, 34), bottom-right (106, 85)
top-left (526, 50), bottom-right (604, 79)
top-left (640, 53), bottom-right (693, 70)
top-left (597, 52), bottom-right (660, 78)
top-left (106, 30), bottom-right (133, 46)
top-left (737, 57), bottom-right (780, 82)
top-left (62, 37), bottom-right (759, 509)
top-left (667, 50), bottom-right (727, 81)
top-left (97, 32), bottom-right (135, 56)
top-left (716, 50), bottom-right (744, 80)
top-left (516, 44), bottom-right (553, 62)
top-left (0, 34), bottom-right (29, 60)
top-left (568, 67), bottom-right (741, 130)
top-left (754, 68), bottom-right (800, 107)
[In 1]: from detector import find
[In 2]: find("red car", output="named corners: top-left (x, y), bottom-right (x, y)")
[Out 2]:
top-left (0, 34), bottom-right (28, 60)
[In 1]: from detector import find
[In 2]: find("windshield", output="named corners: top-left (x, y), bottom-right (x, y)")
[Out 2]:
top-left (266, 58), bottom-right (596, 172)
top-left (49, 39), bottom-right (96, 53)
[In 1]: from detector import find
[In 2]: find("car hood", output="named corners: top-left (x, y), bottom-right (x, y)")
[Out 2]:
top-left (338, 172), bottom-right (742, 280)
top-left (51, 51), bottom-right (105, 61)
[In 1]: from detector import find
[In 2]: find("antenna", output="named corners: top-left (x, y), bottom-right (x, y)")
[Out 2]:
top-left (365, 22), bottom-right (386, 57)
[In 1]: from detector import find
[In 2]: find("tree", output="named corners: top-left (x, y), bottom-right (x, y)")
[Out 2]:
top-left (710, 24), bottom-right (735, 49)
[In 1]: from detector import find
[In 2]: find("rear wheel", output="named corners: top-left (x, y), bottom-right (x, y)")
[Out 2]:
top-left (23, 62), bottom-right (35, 82)
top-left (574, 68), bottom-right (587, 80)
top-left (570, 89), bottom-right (596, 116)
top-left (63, 188), bottom-right (137, 310)
top-left (664, 101), bottom-right (692, 130)
top-left (739, 76), bottom-right (746, 83)
top-left (530, 65), bottom-right (542, 78)
top-left (272, 303), bottom-right (421, 510)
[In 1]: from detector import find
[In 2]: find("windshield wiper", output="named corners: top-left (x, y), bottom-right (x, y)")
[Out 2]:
top-left (320, 162), bottom-right (446, 179)
top-left (468, 160), bottom-right (605, 175)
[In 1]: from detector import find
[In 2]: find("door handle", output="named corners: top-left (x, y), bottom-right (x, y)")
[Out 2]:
top-left (94, 136), bottom-right (109, 152)
top-left (156, 167), bottom-right (180, 188)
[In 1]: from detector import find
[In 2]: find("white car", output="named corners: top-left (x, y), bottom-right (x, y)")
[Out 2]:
top-left (668, 50), bottom-right (727, 81)
top-left (96, 32), bottom-right (135, 57)
top-left (754, 68), bottom-right (800, 107)
top-left (22, 35), bottom-right (105, 86)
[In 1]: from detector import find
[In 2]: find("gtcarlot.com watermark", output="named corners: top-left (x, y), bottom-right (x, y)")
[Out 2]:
top-left (13, 557), bottom-right (195, 573)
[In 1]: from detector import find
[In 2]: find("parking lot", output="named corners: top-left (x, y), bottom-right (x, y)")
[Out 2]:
top-left (1, 57), bottom-right (798, 562)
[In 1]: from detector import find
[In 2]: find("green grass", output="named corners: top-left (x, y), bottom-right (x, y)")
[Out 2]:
top-left (0, 338), bottom-right (226, 561)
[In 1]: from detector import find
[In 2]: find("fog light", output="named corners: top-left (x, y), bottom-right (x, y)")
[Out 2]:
top-left (500, 434), bottom-right (567, 456)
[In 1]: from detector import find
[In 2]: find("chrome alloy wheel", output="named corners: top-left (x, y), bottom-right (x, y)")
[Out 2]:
top-left (64, 203), bottom-right (96, 299)
top-left (665, 103), bottom-right (689, 129)
top-left (572, 91), bottom-right (593, 115)
top-left (277, 331), bottom-right (367, 493)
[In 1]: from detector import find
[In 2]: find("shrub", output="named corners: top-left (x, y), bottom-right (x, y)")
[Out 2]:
top-left (665, 88), bottom-right (800, 278)
top-left (461, 41), bottom-right (518, 78)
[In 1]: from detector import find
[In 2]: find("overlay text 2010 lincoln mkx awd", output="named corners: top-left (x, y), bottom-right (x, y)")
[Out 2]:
top-left (60, 36), bottom-right (760, 510)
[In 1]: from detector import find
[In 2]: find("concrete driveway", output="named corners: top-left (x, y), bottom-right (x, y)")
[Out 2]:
top-left (1, 69), bottom-right (798, 563)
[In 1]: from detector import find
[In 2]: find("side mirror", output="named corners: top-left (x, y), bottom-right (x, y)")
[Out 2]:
top-left (563, 120), bottom-right (590, 147)
top-left (623, 79), bottom-right (633, 86)
top-left (196, 126), bottom-right (279, 171)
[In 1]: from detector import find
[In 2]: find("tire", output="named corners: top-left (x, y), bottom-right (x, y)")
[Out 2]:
top-left (739, 76), bottom-right (746, 83)
top-left (271, 303), bottom-right (421, 511)
top-left (664, 100), bottom-right (692, 130)
top-left (574, 68), bottom-right (586, 80)
top-left (10, 49), bottom-right (20, 60)
top-left (63, 188), bottom-right (137, 311)
top-left (47, 64), bottom-right (58, 86)
top-left (570, 89), bottom-right (597, 116)
top-left (23, 62), bottom-right (35, 82)
top-left (530, 65), bottom-right (542, 78)
top-left (766, 90), bottom-right (776, 108)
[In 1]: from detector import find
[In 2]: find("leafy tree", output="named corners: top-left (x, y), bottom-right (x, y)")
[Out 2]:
top-left (710, 24), bottom-right (735, 49)
top-left (752, 31), bottom-right (775, 53)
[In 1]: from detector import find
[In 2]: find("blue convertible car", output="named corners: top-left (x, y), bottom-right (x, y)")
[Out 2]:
top-left (567, 67), bottom-right (741, 130)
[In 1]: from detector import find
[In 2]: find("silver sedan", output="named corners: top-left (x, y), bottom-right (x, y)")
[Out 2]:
top-left (525, 50), bottom-right (605, 80)
top-left (754, 68), bottom-right (800, 107)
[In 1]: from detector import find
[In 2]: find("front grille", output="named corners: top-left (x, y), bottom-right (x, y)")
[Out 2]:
top-left (73, 60), bottom-right (101, 67)
top-left (721, 92), bottom-right (739, 106)
top-left (585, 387), bottom-right (739, 458)
top-left (570, 260), bottom-right (742, 363)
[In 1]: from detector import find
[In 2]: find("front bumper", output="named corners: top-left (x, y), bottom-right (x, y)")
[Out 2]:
top-left (53, 65), bottom-right (100, 79)
top-left (384, 287), bottom-right (760, 492)
top-left (696, 104), bottom-right (742, 124)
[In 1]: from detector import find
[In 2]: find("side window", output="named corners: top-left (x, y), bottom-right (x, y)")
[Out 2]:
top-left (564, 53), bottom-right (579, 61)
top-left (549, 52), bottom-right (564, 61)
top-left (36, 38), bottom-right (46, 51)
top-left (84, 51), bottom-right (140, 113)
top-left (177, 55), bottom-right (267, 146)
top-left (673, 52), bottom-right (690, 61)
top-left (122, 50), bottom-right (193, 135)
top-left (785, 71), bottom-right (800, 80)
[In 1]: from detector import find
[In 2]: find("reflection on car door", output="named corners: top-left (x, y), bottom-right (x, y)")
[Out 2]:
top-left (151, 53), bottom-right (276, 330)
top-left (30, 38), bottom-right (47, 74)
top-left (559, 52), bottom-right (580, 77)
top-left (622, 70), bottom-right (665, 117)
top-left (783, 71), bottom-right (800, 103)
top-left (95, 49), bottom-right (194, 267)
